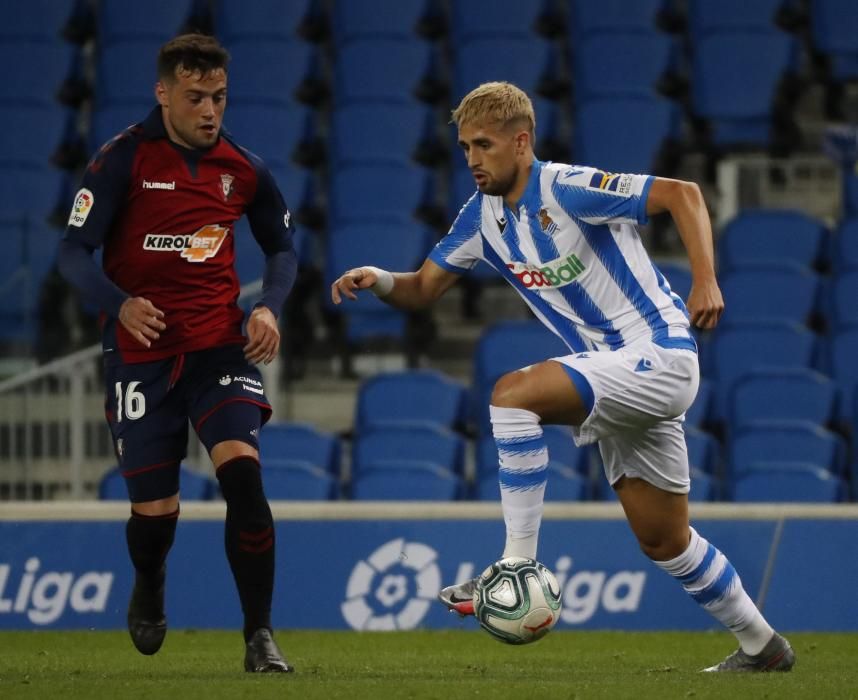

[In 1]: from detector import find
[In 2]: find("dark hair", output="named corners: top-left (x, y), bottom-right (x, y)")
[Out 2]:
top-left (157, 33), bottom-right (229, 81)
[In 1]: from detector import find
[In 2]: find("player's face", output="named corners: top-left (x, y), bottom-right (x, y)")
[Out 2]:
top-left (156, 67), bottom-right (227, 150)
top-left (457, 122), bottom-right (521, 197)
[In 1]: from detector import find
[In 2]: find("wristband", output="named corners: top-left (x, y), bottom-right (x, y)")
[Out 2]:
top-left (364, 266), bottom-right (394, 297)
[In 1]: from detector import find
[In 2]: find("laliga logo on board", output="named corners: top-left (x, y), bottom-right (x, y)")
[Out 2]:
top-left (341, 538), bottom-right (441, 631)
top-left (0, 557), bottom-right (113, 625)
top-left (341, 541), bottom-right (646, 630)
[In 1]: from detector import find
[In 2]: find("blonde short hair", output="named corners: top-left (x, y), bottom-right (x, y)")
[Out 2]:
top-left (451, 81), bottom-right (536, 139)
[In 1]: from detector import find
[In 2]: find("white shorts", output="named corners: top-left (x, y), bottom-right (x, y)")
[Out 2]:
top-left (552, 340), bottom-right (699, 494)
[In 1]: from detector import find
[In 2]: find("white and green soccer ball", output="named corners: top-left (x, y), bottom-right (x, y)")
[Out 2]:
top-left (473, 556), bottom-right (562, 645)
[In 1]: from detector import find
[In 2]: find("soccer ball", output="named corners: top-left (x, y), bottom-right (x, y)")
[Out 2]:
top-left (473, 556), bottom-right (562, 645)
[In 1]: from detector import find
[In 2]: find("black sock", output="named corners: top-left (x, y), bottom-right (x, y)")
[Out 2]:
top-left (216, 456), bottom-right (275, 642)
top-left (125, 508), bottom-right (179, 590)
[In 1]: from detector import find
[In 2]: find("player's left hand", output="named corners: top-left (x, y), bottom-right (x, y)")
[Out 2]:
top-left (687, 277), bottom-right (724, 330)
top-left (244, 306), bottom-right (280, 364)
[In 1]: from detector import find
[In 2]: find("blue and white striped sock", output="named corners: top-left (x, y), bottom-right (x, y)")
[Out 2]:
top-left (490, 405), bottom-right (547, 560)
top-left (656, 527), bottom-right (774, 655)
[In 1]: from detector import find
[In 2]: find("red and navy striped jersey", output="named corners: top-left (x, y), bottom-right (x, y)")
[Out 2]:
top-left (62, 107), bottom-right (295, 363)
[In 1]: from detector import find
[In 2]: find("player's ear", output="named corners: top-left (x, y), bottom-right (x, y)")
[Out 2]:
top-left (155, 81), bottom-right (169, 107)
top-left (515, 130), bottom-right (530, 155)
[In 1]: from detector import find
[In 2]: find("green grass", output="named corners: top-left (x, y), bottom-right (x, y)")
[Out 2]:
top-left (0, 630), bottom-right (855, 699)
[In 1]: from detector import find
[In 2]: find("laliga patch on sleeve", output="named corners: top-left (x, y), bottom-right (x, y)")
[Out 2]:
top-left (68, 188), bottom-right (94, 227)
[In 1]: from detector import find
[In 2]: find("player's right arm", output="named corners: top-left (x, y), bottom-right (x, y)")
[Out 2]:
top-left (57, 131), bottom-right (166, 348)
top-left (330, 192), bottom-right (484, 310)
top-left (330, 259), bottom-right (460, 310)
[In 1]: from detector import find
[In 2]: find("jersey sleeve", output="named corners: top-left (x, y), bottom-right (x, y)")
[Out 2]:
top-left (244, 159), bottom-right (298, 316)
top-left (550, 166), bottom-right (654, 227)
top-left (63, 131), bottom-right (137, 250)
top-left (428, 192), bottom-right (484, 273)
top-left (57, 131), bottom-right (138, 317)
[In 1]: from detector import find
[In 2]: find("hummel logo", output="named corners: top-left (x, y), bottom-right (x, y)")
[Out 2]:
top-left (634, 358), bottom-right (654, 372)
top-left (142, 180), bottom-right (175, 190)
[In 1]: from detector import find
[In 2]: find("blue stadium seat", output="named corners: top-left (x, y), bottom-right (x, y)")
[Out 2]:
top-left (689, 467), bottom-right (716, 501)
top-left (474, 461), bottom-right (586, 501)
top-left (98, 466), bottom-right (127, 500)
top-left (656, 261), bottom-right (692, 303)
top-left (263, 459), bottom-right (337, 500)
top-left (352, 462), bottom-right (461, 501)
top-left (574, 32), bottom-right (677, 102)
top-left (0, 0), bottom-right (77, 41)
top-left (89, 104), bottom-right (148, 151)
top-left (453, 37), bottom-right (555, 103)
top-left (98, 0), bottom-right (193, 44)
top-left (225, 103), bottom-right (313, 168)
top-left (833, 217), bottom-right (858, 271)
top-left (258, 422), bottom-right (340, 476)
top-left (334, 39), bottom-right (434, 104)
top-left (830, 326), bottom-right (858, 425)
top-left (180, 467), bottom-right (216, 501)
top-left (98, 464), bottom-right (215, 500)
top-left (811, 0), bottom-right (858, 82)
top-left (329, 102), bottom-right (434, 168)
top-left (729, 421), bottom-right (846, 477)
top-left (568, 0), bottom-right (666, 40)
top-left (352, 425), bottom-right (465, 476)
top-left (225, 40), bottom-right (319, 105)
top-left (685, 377), bottom-right (712, 428)
top-left (831, 270), bottom-right (858, 329)
top-left (692, 31), bottom-right (798, 148)
top-left (687, 0), bottom-right (786, 38)
top-left (573, 96), bottom-right (679, 174)
top-left (718, 209), bottom-right (829, 271)
top-left (329, 163), bottom-right (431, 226)
top-left (332, 0), bottom-right (430, 44)
top-left (0, 167), bottom-right (66, 221)
top-left (0, 42), bottom-right (78, 106)
top-left (450, 0), bottom-right (551, 43)
top-left (96, 42), bottom-right (163, 105)
top-left (685, 426), bottom-right (719, 474)
top-left (216, 0), bottom-right (318, 42)
top-left (719, 263), bottom-right (819, 325)
top-left (0, 106), bottom-right (65, 167)
top-left (733, 464), bottom-right (843, 503)
top-left (729, 368), bottom-right (837, 433)
top-left (355, 370), bottom-right (467, 432)
top-left (323, 222), bottom-right (433, 343)
top-left (707, 321), bottom-right (817, 421)
top-left (473, 321), bottom-right (571, 435)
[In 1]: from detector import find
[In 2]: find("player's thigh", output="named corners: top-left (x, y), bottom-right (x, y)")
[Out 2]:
top-left (491, 359), bottom-right (590, 426)
top-left (104, 356), bottom-right (188, 504)
top-left (187, 345), bottom-right (272, 461)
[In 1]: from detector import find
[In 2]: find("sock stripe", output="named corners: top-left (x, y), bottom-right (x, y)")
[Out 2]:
top-left (678, 542), bottom-right (717, 584)
top-left (499, 464), bottom-right (548, 491)
top-left (495, 435), bottom-right (545, 453)
top-left (690, 560), bottom-right (737, 606)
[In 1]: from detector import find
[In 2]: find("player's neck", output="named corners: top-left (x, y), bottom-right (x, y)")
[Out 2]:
top-left (503, 159), bottom-right (535, 211)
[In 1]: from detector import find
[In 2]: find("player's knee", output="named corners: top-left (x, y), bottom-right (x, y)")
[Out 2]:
top-left (636, 532), bottom-right (689, 562)
top-left (216, 457), bottom-right (269, 517)
top-left (490, 371), bottom-right (531, 409)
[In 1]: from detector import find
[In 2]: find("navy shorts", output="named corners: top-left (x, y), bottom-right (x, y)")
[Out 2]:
top-left (104, 344), bottom-right (272, 502)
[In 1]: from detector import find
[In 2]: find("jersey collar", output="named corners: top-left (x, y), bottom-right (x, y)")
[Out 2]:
top-left (513, 157), bottom-right (544, 215)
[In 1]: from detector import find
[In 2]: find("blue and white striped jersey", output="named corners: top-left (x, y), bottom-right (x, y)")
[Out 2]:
top-left (429, 159), bottom-right (695, 353)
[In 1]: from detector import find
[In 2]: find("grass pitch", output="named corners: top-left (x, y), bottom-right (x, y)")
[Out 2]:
top-left (0, 630), bottom-right (855, 699)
